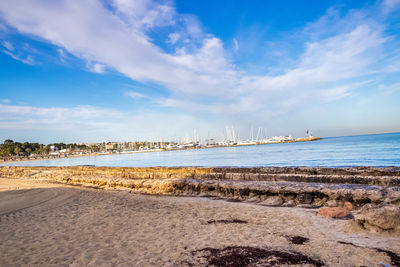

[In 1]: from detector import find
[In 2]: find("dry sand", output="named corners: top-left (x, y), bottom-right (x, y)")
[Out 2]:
top-left (1, 178), bottom-right (399, 266)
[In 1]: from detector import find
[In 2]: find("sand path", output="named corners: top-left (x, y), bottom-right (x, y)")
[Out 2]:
top-left (1, 178), bottom-right (399, 266)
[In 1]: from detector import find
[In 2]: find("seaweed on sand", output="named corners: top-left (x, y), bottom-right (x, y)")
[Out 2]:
top-left (189, 246), bottom-right (324, 267)
top-left (285, 235), bottom-right (310, 245)
top-left (206, 219), bottom-right (248, 224)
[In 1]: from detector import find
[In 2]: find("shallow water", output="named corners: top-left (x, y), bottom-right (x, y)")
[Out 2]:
top-left (3, 132), bottom-right (400, 167)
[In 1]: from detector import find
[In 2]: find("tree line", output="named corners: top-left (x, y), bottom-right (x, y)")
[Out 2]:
top-left (0, 139), bottom-right (89, 157)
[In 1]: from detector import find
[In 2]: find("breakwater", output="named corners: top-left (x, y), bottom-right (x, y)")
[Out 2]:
top-left (1, 166), bottom-right (399, 208)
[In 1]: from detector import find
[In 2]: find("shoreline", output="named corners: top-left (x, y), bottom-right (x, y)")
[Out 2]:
top-left (0, 136), bottom-right (322, 164)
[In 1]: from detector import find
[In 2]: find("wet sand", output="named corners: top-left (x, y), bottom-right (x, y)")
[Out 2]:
top-left (1, 178), bottom-right (399, 266)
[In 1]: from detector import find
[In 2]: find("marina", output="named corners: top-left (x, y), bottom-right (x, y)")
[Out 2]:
top-left (3, 132), bottom-right (400, 167)
top-left (0, 129), bottom-right (320, 163)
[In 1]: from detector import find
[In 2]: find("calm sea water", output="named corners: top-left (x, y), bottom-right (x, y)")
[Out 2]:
top-left (3, 133), bottom-right (400, 167)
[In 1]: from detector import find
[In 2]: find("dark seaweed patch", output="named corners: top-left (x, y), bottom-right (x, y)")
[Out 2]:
top-left (190, 246), bottom-right (324, 267)
top-left (286, 235), bottom-right (310, 245)
top-left (206, 219), bottom-right (248, 224)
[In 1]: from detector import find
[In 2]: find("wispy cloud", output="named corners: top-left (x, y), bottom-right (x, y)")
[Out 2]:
top-left (1, 41), bottom-right (14, 51)
top-left (0, 104), bottom-right (122, 121)
top-left (233, 38), bottom-right (239, 52)
top-left (125, 90), bottom-right (147, 99)
top-left (379, 82), bottom-right (400, 95)
top-left (167, 32), bottom-right (180, 44)
top-left (57, 48), bottom-right (68, 63)
top-left (87, 62), bottom-right (106, 74)
top-left (0, 104), bottom-right (123, 133)
top-left (112, 0), bottom-right (176, 30)
top-left (2, 49), bottom-right (37, 65)
top-left (1, 39), bottom-right (39, 65)
top-left (381, 0), bottom-right (400, 15)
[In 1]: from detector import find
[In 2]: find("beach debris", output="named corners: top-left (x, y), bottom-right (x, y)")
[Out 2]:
top-left (353, 203), bottom-right (400, 233)
top-left (189, 246), bottom-right (324, 267)
top-left (317, 207), bottom-right (353, 219)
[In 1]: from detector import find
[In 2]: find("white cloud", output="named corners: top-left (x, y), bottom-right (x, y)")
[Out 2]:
top-left (230, 23), bottom-right (388, 115)
top-left (1, 99), bottom-right (11, 103)
top-left (112, 0), bottom-right (175, 30)
top-left (0, 0), bottom-right (398, 138)
top-left (91, 63), bottom-right (106, 73)
top-left (167, 32), bottom-right (180, 44)
top-left (0, 0), bottom-right (238, 97)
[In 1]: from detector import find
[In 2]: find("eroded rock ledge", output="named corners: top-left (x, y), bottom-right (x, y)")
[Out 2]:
top-left (1, 166), bottom-right (399, 207)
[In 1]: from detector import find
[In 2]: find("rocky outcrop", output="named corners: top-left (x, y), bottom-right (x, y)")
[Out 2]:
top-left (1, 166), bottom-right (399, 209)
top-left (198, 167), bottom-right (400, 186)
top-left (168, 178), bottom-right (400, 208)
top-left (353, 203), bottom-right (400, 233)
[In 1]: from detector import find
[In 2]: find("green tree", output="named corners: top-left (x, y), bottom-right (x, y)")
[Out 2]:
top-left (14, 147), bottom-right (21, 155)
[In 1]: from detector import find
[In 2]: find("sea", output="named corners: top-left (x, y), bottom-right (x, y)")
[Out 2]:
top-left (2, 132), bottom-right (400, 168)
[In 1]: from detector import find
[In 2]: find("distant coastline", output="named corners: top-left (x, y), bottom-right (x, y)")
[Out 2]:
top-left (0, 136), bottom-right (322, 164)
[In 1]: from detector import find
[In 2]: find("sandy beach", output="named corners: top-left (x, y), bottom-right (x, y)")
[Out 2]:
top-left (1, 177), bottom-right (399, 266)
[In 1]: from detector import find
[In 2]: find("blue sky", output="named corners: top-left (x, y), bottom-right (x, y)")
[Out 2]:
top-left (0, 0), bottom-right (399, 143)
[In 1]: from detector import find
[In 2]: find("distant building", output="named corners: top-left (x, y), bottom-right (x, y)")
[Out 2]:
top-left (106, 143), bottom-right (117, 151)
